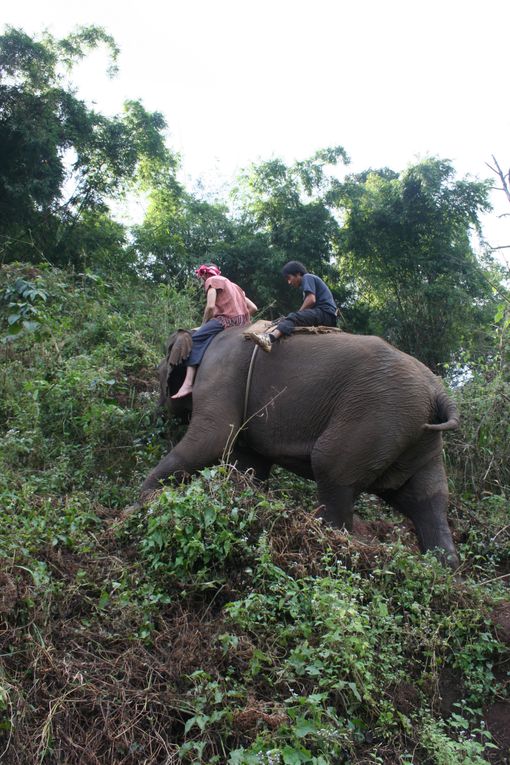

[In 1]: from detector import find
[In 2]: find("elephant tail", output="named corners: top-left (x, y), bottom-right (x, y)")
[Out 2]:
top-left (423, 389), bottom-right (460, 431)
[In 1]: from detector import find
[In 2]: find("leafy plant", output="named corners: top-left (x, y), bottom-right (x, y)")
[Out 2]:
top-left (138, 469), bottom-right (262, 589)
top-left (1, 276), bottom-right (48, 341)
top-left (420, 714), bottom-right (497, 765)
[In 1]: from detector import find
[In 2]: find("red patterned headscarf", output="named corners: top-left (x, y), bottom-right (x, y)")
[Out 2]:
top-left (195, 264), bottom-right (221, 279)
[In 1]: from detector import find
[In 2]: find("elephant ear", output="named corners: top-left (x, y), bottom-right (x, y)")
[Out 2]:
top-left (157, 330), bottom-right (193, 409)
top-left (166, 329), bottom-right (193, 368)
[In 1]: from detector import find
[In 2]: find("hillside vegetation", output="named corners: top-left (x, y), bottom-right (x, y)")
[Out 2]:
top-left (0, 264), bottom-right (508, 765)
top-left (1, 24), bottom-right (509, 765)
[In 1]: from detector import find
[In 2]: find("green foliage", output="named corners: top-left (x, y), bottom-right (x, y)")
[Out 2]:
top-left (336, 158), bottom-right (494, 371)
top-left (0, 486), bottom-right (102, 558)
top-left (0, 264), bottom-right (196, 498)
top-left (138, 469), bottom-right (262, 588)
top-left (1, 274), bottom-right (48, 339)
top-left (232, 148), bottom-right (349, 313)
top-left (132, 189), bottom-right (237, 285)
top-left (0, 264), bottom-right (508, 763)
top-left (420, 714), bottom-right (497, 764)
top-left (447, 300), bottom-right (510, 498)
top-left (163, 515), bottom-right (504, 764)
top-left (227, 554), bottom-right (403, 716)
top-left (0, 26), bottom-right (174, 270)
top-left (452, 496), bottom-right (510, 584)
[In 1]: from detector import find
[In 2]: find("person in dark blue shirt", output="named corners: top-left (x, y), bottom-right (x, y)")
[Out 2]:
top-left (248, 260), bottom-right (338, 352)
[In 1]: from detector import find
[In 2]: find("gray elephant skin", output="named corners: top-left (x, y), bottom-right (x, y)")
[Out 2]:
top-left (144, 327), bottom-right (460, 567)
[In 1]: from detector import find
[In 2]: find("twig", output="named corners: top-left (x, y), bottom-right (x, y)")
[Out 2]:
top-left (220, 386), bottom-right (288, 465)
top-left (491, 524), bottom-right (510, 542)
top-left (477, 571), bottom-right (510, 586)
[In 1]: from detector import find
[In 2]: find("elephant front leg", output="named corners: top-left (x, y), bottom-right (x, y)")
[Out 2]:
top-left (312, 438), bottom-right (356, 529)
top-left (140, 446), bottom-right (197, 499)
top-left (141, 418), bottom-right (240, 499)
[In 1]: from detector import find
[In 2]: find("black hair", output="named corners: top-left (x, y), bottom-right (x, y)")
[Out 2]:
top-left (281, 260), bottom-right (308, 277)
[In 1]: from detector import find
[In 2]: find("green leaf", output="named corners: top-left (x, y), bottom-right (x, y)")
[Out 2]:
top-left (282, 745), bottom-right (310, 764)
top-left (494, 304), bottom-right (505, 323)
top-left (22, 320), bottom-right (40, 332)
top-left (348, 682), bottom-right (362, 701)
top-left (203, 507), bottom-right (216, 527)
top-left (294, 717), bottom-right (317, 738)
top-left (184, 714), bottom-right (208, 734)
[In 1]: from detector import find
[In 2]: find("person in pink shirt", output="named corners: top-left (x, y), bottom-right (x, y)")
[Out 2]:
top-left (172, 264), bottom-right (257, 399)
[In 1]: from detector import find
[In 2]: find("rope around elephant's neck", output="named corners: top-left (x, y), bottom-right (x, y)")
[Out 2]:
top-left (243, 343), bottom-right (259, 424)
top-left (242, 320), bottom-right (280, 424)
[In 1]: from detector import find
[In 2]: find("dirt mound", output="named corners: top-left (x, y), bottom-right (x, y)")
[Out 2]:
top-left (491, 602), bottom-right (510, 646)
top-left (484, 701), bottom-right (510, 758)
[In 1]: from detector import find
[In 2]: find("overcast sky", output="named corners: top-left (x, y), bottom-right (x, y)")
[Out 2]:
top-left (2, 0), bottom-right (509, 257)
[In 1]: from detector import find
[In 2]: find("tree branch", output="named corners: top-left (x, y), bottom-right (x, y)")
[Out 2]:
top-left (486, 155), bottom-right (510, 204)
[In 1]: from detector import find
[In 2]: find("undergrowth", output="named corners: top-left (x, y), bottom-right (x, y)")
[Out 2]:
top-left (0, 263), bottom-right (508, 764)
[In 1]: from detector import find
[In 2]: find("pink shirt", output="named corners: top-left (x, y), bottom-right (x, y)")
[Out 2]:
top-left (204, 276), bottom-right (250, 327)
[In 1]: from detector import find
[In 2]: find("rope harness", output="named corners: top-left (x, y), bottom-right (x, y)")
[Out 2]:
top-left (243, 342), bottom-right (259, 424)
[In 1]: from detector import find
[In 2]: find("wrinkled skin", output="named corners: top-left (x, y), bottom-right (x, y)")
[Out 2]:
top-left (144, 327), bottom-right (460, 568)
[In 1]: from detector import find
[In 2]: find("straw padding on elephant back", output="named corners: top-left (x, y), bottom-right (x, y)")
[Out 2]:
top-left (243, 319), bottom-right (342, 338)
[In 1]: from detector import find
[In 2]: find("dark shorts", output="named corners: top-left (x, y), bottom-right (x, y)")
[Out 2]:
top-left (276, 307), bottom-right (337, 336)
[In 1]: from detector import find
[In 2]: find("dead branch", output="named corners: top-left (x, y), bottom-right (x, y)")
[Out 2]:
top-left (486, 155), bottom-right (510, 204)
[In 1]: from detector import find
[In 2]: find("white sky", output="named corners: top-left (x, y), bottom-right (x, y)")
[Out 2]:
top-left (2, 0), bottom-right (509, 259)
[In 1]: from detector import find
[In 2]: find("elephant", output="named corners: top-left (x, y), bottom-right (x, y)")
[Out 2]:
top-left (143, 324), bottom-right (461, 568)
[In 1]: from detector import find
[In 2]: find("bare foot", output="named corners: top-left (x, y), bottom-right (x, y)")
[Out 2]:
top-left (171, 386), bottom-right (193, 399)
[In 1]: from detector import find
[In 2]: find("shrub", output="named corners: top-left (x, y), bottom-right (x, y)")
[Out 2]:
top-left (138, 469), bottom-right (263, 589)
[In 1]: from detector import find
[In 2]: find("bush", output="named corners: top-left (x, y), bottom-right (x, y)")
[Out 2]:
top-left (138, 468), bottom-right (263, 589)
top-left (447, 372), bottom-right (510, 498)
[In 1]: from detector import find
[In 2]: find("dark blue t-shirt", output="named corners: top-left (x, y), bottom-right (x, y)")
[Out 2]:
top-left (302, 273), bottom-right (337, 316)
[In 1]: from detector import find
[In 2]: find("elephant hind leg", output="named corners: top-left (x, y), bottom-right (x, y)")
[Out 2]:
top-left (380, 457), bottom-right (459, 569)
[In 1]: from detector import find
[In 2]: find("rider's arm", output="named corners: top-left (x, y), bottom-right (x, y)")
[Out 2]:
top-left (203, 287), bottom-right (217, 322)
top-left (245, 297), bottom-right (258, 316)
top-left (299, 291), bottom-right (316, 311)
